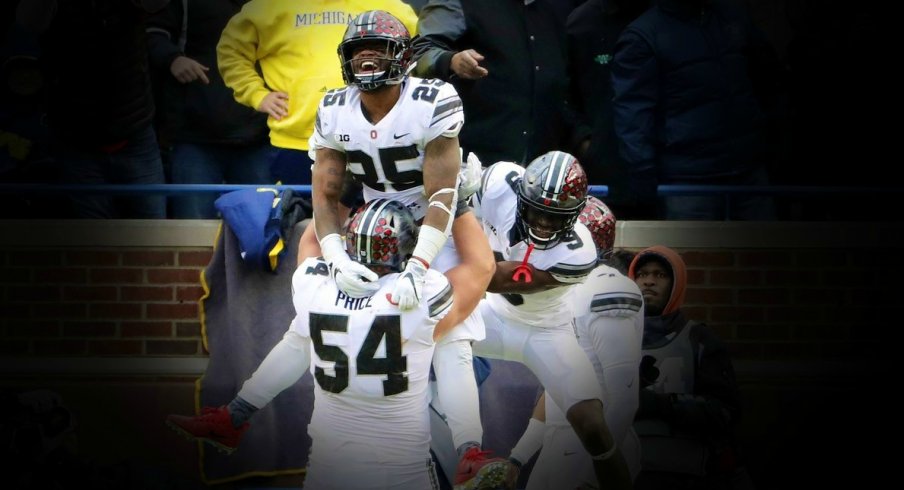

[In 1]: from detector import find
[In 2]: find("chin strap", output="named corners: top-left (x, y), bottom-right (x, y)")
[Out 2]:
top-left (511, 243), bottom-right (535, 283)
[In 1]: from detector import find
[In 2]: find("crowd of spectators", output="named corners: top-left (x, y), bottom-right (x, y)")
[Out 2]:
top-left (0, 0), bottom-right (889, 220)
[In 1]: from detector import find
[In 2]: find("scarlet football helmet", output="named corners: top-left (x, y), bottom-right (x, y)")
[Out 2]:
top-left (517, 151), bottom-right (589, 249)
top-left (578, 196), bottom-right (617, 262)
top-left (345, 199), bottom-right (418, 275)
top-left (338, 10), bottom-right (412, 91)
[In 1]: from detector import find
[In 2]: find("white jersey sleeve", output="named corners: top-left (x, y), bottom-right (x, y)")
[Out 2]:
top-left (573, 265), bottom-right (645, 445)
top-left (291, 257), bottom-right (335, 337)
top-left (309, 87), bottom-right (350, 154)
top-left (423, 269), bottom-right (453, 319)
top-left (421, 79), bottom-right (464, 140)
top-left (473, 161), bottom-right (522, 243)
top-left (401, 268), bottom-right (453, 346)
top-left (572, 265), bottom-right (644, 318)
top-left (543, 223), bottom-right (599, 285)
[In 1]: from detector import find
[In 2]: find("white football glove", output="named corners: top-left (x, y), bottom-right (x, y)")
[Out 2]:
top-left (331, 258), bottom-right (379, 298)
top-left (390, 258), bottom-right (428, 310)
top-left (320, 233), bottom-right (379, 298)
top-left (458, 152), bottom-right (483, 201)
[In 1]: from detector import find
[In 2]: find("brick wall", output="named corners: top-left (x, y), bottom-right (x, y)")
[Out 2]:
top-left (657, 247), bottom-right (883, 362)
top-left (1, 247), bottom-right (211, 358)
top-left (0, 220), bottom-right (895, 366)
top-left (0, 220), bottom-right (897, 489)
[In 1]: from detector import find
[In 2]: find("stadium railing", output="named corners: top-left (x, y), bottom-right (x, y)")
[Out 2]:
top-left (0, 183), bottom-right (901, 220)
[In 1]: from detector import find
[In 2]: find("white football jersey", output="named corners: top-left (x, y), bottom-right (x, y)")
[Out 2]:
top-left (309, 77), bottom-right (464, 222)
top-left (473, 161), bottom-right (598, 327)
top-left (290, 257), bottom-right (453, 465)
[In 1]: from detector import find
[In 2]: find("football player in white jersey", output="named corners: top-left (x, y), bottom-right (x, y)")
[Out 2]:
top-left (507, 197), bottom-right (645, 489)
top-left (301, 10), bottom-right (503, 488)
top-left (309, 9), bottom-right (465, 305)
top-left (471, 152), bottom-right (634, 490)
top-left (167, 199), bottom-right (459, 489)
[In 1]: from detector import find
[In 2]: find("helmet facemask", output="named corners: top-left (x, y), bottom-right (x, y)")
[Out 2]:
top-left (517, 198), bottom-right (583, 249)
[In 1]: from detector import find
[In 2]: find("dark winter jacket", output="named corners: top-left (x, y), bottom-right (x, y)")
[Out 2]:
top-left (39, 0), bottom-right (159, 148)
top-left (567, 0), bottom-right (650, 206)
top-left (146, 0), bottom-right (268, 145)
top-left (411, 0), bottom-right (571, 165)
top-left (612, 0), bottom-right (775, 200)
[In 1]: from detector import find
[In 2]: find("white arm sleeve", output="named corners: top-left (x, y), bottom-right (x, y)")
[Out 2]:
top-left (237, 327), bottom-right (311, 409)
top-left (577, 313), bottom-right (643, 446)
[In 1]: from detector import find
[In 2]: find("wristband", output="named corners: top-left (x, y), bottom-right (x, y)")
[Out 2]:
top-left (591, 443), bottom-right (618, 461)
top-left (319, 233), bottom-right (347, 264)
top-left (410, 256), bottom-right (430, 269)
top-left (411, 225), bottom-right (447, 267)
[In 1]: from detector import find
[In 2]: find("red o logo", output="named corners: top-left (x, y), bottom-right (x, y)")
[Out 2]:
top-left (371, 130), bottom-right (378, 139)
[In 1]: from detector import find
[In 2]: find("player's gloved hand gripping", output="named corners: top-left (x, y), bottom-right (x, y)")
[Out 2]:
top-left (458, 152), bottom-right (483, 201)
top-left (319, 233), bottom-right (380, 298)
top-left (389, 256), bottom-right (429, 310)
top-left (390, 185), bottom-right (457, 310)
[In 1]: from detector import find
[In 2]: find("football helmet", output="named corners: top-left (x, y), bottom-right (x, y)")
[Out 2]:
top-left (578, 196), bottom-right (617, 262)
top-left (338, 10), bottom-right (412, 91)
top-left (345, 199), bottom-right (418, 275)
top-left (517, 151), bottom-right (588, 249)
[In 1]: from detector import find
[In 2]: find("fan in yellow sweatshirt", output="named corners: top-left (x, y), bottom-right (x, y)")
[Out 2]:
top-left (217, 0), bottom-right (418, 154)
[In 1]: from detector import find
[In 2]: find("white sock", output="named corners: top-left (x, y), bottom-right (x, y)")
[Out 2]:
top-left (509, 418), bottom-right (545, 466)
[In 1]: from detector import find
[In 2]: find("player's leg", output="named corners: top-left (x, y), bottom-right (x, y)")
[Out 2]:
top-left (576, 321), bottom-right (643, 481)
top-left (509, 391), bottom-right (545, 490)
top-left (524, 396), bottom-right (596, 490)
top-left (433, 338), bottom-right (482, 447)
top-left (429, 393), bottom-right (458, 490)
top-left (432, 239), bottom-right (488, 458)
top-left (166, 329), bottom-right (309, 454)
top-left (434, 333), bottom-right (511, 489)
top-left (521, 324), bottom-right (632, 490)
top-left (436, 301), bottom-right (528, 489)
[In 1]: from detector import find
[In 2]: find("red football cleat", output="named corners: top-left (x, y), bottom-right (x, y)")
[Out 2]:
top-left (165, 405), bottom-right (248, 455)
top-left (453, 446), bottom-right (511, 489)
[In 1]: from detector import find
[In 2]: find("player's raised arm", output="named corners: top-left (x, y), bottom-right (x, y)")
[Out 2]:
top-left (313, 146), bottom-right (379, 298)
top-left (390, 134), bottom-right (461, 310)
top-left (434, 210), bottom-right (495, 341)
